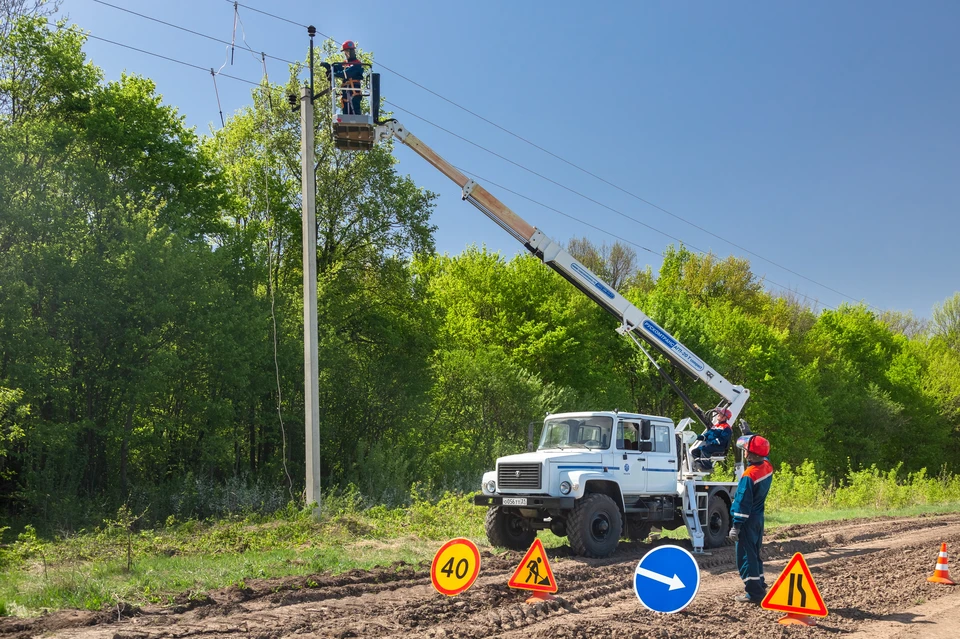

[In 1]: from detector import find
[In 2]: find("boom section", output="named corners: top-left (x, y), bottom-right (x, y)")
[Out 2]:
top-left (375, 120), bottom-right (749, 419)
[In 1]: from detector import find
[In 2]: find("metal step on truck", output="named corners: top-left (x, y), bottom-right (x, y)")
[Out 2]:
top-left (327, 73), bottom-right (755, 558)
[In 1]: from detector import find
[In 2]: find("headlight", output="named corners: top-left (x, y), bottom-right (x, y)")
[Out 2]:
top-left (485, 479), bottom-right (497, 494)
top-left (559, 481), bottom-right (572, 495)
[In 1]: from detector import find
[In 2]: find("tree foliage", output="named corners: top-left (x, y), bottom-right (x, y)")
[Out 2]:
top-left (1, 18), bottom-right (958, 530)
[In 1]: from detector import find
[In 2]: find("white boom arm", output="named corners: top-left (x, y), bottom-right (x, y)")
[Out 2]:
top-left (374, 120), bottom-right (750, 425)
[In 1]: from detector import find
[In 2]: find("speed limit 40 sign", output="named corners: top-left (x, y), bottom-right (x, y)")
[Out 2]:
top-left (431, 538), bottom-right (481, 596)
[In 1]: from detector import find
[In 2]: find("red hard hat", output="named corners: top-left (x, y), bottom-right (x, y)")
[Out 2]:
top-left (737, 434), bottom-right (770, 457)
top-left (342, 40), bottom-right (356, 51)
top-left (717, 408), bottom-right (732, 420)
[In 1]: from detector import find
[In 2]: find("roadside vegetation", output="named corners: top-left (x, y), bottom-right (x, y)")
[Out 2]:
top-left (3, 464), bottom-right (960, 616)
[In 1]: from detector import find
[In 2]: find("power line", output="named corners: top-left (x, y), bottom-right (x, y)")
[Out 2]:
top-left (215, 1), bottom-right (873, 310)
top-left (229, 0), bottom-right (308, 29)
top-left (69, 21), bottom-right (834, 313)
top-left (91, 0), bottom-right (300, 65)
top-left (384, 101), bottom-right (707, 255)
top-left (455, 168), bottom-right (832, 312)
top-left (68, 27), bottom-right (262, 86)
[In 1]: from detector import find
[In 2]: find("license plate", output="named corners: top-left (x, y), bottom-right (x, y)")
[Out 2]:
top-left (502, 497), bottom-right (528, 506)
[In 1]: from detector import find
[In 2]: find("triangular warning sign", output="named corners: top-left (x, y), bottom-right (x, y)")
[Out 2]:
top-left (761, 552), bottom-right (828, 617)
top-left (507, 538), bottom-right (558, 593)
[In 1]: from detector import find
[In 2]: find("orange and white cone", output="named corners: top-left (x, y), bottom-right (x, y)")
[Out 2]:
top-left (927, 543), bottom-right (956, 585)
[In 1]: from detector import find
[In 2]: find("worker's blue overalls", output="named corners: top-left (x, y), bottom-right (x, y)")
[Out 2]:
top-left (330, 59), bottom-right (365, 115)
top-left (730, 459), bottom-right (774, 601)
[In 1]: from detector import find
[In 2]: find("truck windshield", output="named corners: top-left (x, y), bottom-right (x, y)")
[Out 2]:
top-left (538, 416), bottom-right (613, 450)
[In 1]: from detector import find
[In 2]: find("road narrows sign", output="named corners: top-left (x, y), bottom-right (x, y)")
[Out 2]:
top-left (431, 538), bottom-right (481, 596)
top-left (761, 552), bottom-right (828, 617)
top-left (507, 538), bottom-right (557, 593)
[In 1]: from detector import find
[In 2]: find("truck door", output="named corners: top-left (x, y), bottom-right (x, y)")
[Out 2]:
top-left (646, 421), bottom-right (678, 494)
top-left (616, 421), bottom-right (646, 499)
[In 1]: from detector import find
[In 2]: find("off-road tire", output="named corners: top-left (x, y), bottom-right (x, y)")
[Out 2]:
top-left (568, 493), bottom-right (623, 558)
top-left (485, 507), bottom-right (536, 550)
top-left (703, 493), bottom-right (730, 549)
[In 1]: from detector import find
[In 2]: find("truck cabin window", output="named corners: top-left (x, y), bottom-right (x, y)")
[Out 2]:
top-left (653, 424), bottom-right (672, 452)
top-left (539, 416), bottom-right (613, 450)
top-left (617, 422), bottom-right (640, 450)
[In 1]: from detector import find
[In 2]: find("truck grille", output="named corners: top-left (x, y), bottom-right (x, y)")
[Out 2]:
top-left (498, 463), bottom-right (541, 490)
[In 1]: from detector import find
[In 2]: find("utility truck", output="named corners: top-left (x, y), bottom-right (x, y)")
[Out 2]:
top-left (328, 73), bottom-right (753, 558)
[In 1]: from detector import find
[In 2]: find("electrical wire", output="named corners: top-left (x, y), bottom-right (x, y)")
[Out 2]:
top-left (67, 22), bottom-right (833, 312)
top-left (454, 167), bottom-right (832, 312)
top-left (90, 0), bottom-right (299, 65)
top-left (68, 27), bottom-right (262, 85)
top-left (261, 115), bottom-right (296, 503)
top-left (210, 68), bottom-right (225, 126)
top-left (385, 100), bottom-right (710, 255)
top-left (228, 0), bottom-right (308, 28)
top-left (220, 0), bottom-right (870, 310)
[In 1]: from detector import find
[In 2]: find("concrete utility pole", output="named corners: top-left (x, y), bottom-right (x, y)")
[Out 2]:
top-left (300, 83), bottom-right (321, 510)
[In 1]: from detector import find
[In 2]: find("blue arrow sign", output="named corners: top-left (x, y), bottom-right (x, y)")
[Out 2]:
top-left (633, 545), bottom-right (701, 613)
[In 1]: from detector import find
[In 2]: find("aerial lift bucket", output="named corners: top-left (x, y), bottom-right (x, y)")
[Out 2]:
top-left (332, 72), bottom-right (380, 151)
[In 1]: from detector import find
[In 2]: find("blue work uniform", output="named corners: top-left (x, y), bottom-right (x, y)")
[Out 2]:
top-left (329, 59), bottom-right (365, 114)
top-left (691, 422), bottom-right (732, 471)
top-left (730, 459), bottom-right (773, 601)
top-left (693, 422), bottom-right (732, 458)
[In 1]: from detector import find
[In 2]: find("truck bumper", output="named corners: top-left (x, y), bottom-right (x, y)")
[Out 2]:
top-left (473, 495), bottom-right (575, 509)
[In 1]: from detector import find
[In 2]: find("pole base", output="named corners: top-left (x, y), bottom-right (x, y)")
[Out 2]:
top-left (524, 591), bottom-right (556, 604)
top-left (777, 614), bottom-right (817, 626)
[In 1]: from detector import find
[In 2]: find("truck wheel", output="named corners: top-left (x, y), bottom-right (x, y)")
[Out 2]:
top-left (568, 493), bottom-right (623, 558)
top-left (703, 494), bottom-right (730, 549)
top-left (485, 507), bottom-right (536, 550)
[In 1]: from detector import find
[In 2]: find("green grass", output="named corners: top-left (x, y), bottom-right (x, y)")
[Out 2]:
top-left (0, 490), bottom-right (487, 616)
top-left (0, 545), bottom-right (435, 616)
top-left (4, 463), bottom-right (960, 617)
top-left (765, 501), bottom-right (960, 528)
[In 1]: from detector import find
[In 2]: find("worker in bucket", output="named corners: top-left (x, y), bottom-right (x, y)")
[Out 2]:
top-left (729, 434), bottom-right (773, 604)
top-left (320, 40), bottom-right (365, 115)
top-left (691, 407), bottom-right (733, 472)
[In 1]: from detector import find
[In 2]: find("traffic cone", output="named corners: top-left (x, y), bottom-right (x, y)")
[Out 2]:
top-left (927, 543), bottom-right (956, 585)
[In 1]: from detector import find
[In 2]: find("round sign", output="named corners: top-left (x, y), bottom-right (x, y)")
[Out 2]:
top-left (431, 538), bottom-right (481, 596)
top-left (633, 544), bottom-right (701, 613)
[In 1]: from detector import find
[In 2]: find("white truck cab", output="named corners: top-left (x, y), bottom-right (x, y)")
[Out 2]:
top-left (474, 411), bottom-right (738, 557)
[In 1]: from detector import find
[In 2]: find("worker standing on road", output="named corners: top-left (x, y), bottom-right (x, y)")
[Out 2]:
top-left (320, 40), bottom-right (365, 115)
top-left (692, 408), bottom-right (733, 472)
top-left (729, 434), bottom-right (773, 604)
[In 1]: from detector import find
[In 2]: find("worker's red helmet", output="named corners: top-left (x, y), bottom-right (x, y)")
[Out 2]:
top-left (716, 408), bottom-right (732, 421)
top-left (736, 434), bottom-right (770, 457)
top-left (342, 40), bottom-right (356, 51)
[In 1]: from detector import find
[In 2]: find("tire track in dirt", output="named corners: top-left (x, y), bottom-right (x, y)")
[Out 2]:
top-left (3, 513), bottom-right (959, 639)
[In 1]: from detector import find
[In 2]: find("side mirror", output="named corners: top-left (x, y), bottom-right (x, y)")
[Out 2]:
top-left (639, 441), bottom-right (653, 452)
top-left (527, 421), bottom-right (537, 452)
top-left (640, 419), bottom-right (651, 441)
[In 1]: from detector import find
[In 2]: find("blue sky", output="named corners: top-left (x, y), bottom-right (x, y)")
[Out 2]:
top-left (60, 0), bottom-right (959, 317)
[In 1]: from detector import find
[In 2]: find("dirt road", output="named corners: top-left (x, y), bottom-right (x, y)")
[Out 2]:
top-left (3, 513), bottom-right (959, 638)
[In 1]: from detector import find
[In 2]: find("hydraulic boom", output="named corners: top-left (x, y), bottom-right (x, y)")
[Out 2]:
top-left (373, 120), bottom-right (750, 428)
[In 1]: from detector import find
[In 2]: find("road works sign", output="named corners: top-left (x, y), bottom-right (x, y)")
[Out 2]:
top-left (633, 545), bottom-right (701, 613)
top-left (507, 538), bottom-right (557, 593)
top-left (431, 538), bottom-right (481, 596)
top-left (761, 553), bottom-right (828, 617)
